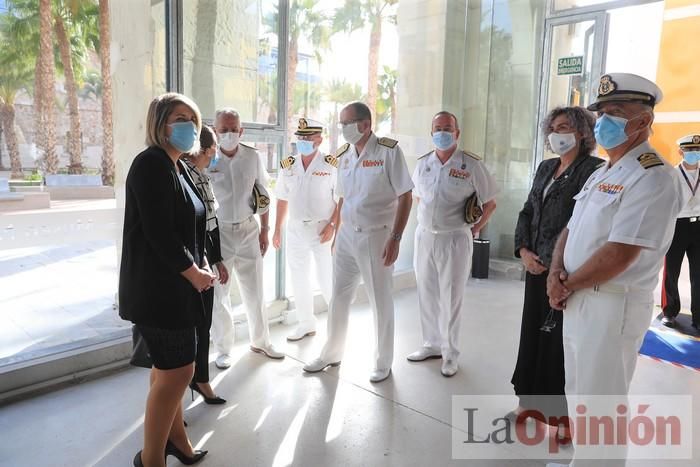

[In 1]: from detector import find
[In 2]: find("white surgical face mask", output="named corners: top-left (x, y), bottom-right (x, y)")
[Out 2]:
top-left (219, 132), bottom-right (240, 152)
top-left (547, 132), bottom-right (577, 155)
top-left (341, 122), bottom-right (364, 145)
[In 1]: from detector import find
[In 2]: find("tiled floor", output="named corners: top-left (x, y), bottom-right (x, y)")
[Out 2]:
top-left (0, 277), bottom-right (697, 467)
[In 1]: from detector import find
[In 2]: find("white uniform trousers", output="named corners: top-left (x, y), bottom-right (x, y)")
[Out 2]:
top-left (414, 226), bottom-right (473, 360)
top-left (286, 220), bottom-right (333, 330)
top-left (320, 225), bottom-right (395, 370)
top-left (563, 287), bottom-right (653, 467)
top-left (212, 216), bottom-right (270, 353)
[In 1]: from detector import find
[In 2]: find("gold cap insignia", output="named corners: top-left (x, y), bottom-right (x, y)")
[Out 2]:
top-left (598, 75), bottom-right (617, 97)
top-left (298, 118), bottom-right (308, 130)
top-left (693, 135), bottom-right (700, 145)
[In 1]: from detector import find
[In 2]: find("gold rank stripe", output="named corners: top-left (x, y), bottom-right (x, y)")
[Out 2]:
top-left (637, 153), bottom-right (663, 169)
top-left (280, 156), bottom-right (295, 169)
top-left (324, 154), bottom-right (338, 168)
top-left (378, 137), bottom-right (398, 148)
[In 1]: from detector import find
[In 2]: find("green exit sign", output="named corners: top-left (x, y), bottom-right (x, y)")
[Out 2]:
top-left (557, 56), bottom-right (583, 76)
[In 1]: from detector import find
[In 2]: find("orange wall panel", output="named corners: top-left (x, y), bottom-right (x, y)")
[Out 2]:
top-left (655, 17), bottom-right (700, 112)
top-left (650, 122), bottom-right (700, 164)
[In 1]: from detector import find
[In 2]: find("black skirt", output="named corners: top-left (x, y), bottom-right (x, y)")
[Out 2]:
top-left (135, 324), bottom-right (197, 370)
top-left (511, 271), bottom-right (568, 424)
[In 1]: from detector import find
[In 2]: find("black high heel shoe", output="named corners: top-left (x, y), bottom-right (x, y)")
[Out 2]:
top-left (165, 440), bottom-right (208, 465)
top-left (189, 381), bottom-right (226, 405)
top-left (133, 451), bottom-right (143, 467)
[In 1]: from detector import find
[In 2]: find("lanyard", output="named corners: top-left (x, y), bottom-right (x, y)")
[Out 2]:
top-left (680, 165), bottom-right (700, 196)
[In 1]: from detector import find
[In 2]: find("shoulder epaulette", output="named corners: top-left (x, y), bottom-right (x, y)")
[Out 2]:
top-left (378, 137), bottom-right (398, 149)
top-left (240, 142), bottom-right (257, 150)
top-left (280, 156), bottom-right (295, 169)
top-left (324, 154), bottom-right (338, 168)
top-left (335, 143), bottom-right (350, 158)
top-left (637, 153), bottom-right (663, 170)
top-left (463, 150), bottom-right (482, 161)
top-left (418, 151), bottom-right (433, 160)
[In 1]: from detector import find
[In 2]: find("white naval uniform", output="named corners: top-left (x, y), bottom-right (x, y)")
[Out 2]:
top-left (562, 142), bottom-right (681, 465)
top-left (412, 149), bottom-right (498, 360)
top-left (320, 133), bottom-right (414, 370)
top-left (275, 152), bottom-right (337, 331)
top-left (208, 143), bottom-right (271, 352)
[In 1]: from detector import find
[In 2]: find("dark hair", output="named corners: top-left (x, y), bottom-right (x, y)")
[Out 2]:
top-left (433, 111), bottom-right (459, 130)
top-left (346, 101), bottom-right (372, 125)
top-left (542, 106), bottom-right (596, 157)
top-left (199, 125), bottom-right (217, 151)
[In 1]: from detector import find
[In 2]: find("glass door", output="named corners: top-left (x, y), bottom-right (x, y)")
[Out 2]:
top-left (534, 12), bottom-right (607, 165)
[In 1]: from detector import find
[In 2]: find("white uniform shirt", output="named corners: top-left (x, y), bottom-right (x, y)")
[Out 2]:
top-left (337, 133), bottom-right (414, 228)
top-left (675, 164), bottom-right (700, 218)
top-left (208, 143), bottom-right (270, 223)
top-left (564, 141), bottom-right (682, 291)
top-left (413, 149), bottom-right (499, 232)
top-left (275, 152), bottom-right (337, 221)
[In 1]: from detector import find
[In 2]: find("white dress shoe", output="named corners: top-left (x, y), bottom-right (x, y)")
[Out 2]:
top-left (369, 367), bottom-right (392, 383)
top-left (215, 354), bottom-right (232, 369)
top-left (406, 347), bottom-right (442, 362)
top-left (250, 344), bottom-right (285, 359)
top-left (441, 358), bottom-right (458, 377)
top-left (303, 357), bottom-right (340, 373)
top-left (286, 327), bottom-right (316, 342)
top-left (545, 463), bottom-right (570, 467)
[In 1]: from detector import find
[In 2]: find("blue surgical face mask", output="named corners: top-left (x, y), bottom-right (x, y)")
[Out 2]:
top-left (594, 113), bottom-right (647, 150)
top-left (683, 151), bottom-right (700, 165)
top-left (432, 131), bottom-right (455, 151)
top-left (168, 121), bottom-right (197, 153)
top-left (296, 140), bottom-right (315, 156)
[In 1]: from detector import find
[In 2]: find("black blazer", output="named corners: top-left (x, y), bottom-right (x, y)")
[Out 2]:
top-left (119, 146), bottom-right (207, 329)
top-left (514, 154), bottom-right (604, 268)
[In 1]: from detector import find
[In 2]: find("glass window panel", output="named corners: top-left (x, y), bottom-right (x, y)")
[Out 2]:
top-left (181, 0), bottom-right (280, 124)
top-left (554, 0), bottom-right (613, 11)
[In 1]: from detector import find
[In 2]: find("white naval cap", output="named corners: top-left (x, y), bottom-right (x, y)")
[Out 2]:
top-left (587, 73), bottom-right (663, 111)
top-left (677, 134), bottom-right (700, 149)
top-left (294, 117), bottom-right (325, 136)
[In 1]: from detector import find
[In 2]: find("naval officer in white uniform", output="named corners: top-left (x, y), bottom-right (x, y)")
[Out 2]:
top-left (546, 74), bottom-right (682, 467)
top-left (660, 134), bottom-right (700, 328)
top-left (209, 108), bottom-right (284, 369)
top-left (408, 111), bottom-right (498, 377)
top-left (273, 118), bottom-right (338, 341)
top-left (303, 101), bottom-right (414, 383)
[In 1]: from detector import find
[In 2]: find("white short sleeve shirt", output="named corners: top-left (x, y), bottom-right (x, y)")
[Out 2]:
top-left (275, 152), bottom-right (337, 221)
top-left (413, 149), bottom-right (499, 231)
top-left (208, 143), bottom-right (270, 223)
top-left (336, 133), bottom-right (414, 228)
top-left (675, 164), bottom-right (700, 218)
top-left (564, 141), bottom-right (682, 291)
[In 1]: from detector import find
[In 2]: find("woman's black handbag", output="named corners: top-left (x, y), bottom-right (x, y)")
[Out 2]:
top-left (130, 325), bottom-right (153, 369)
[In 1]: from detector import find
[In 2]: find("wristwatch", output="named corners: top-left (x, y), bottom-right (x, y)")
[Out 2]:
top-left (390, 232), bottom-right (402, 241)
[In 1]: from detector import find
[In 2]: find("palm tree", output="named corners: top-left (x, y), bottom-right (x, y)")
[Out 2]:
top-left (264, 0), bottom-right (331, 138)
top-left (332, 0), bottom-right (398, 122)
top-left (377, 65), bottom-right (397, 132)
top-left (53, 0), bottom-right (99, 174)
top-left (324, 79), bottom-right (363, 151)
top-left (98, 0), bottom-right (113, 186)
top-left (0, 37), bottom-right (34, 179)
top-left (37, 0), bottom-right (59, 174)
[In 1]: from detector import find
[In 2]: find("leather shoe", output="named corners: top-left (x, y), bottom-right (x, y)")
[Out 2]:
top-left (369, 367), bottom-right (391, 383)
top-left (287, 327), bottom-right (316, 342)
top-left (441, 358), bottom-right (458, 377)
top-left (303, 357), bottom-right (340, 373)
top-left (250, 344), bottom-right (285, 359)
top-left (406, 347), bottom-right (442, 362)
top-left (661, 316), bottom-right (676, 328)
top-left (215, 354), bottom-right (232, 369)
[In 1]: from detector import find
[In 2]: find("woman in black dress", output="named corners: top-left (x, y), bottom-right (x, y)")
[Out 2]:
top-left (182, 125), bottom-right (229, 404)
top-left (120, 93), bottom-right (215, 467)
top-left (511, 106), bottom-right (603, 439)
